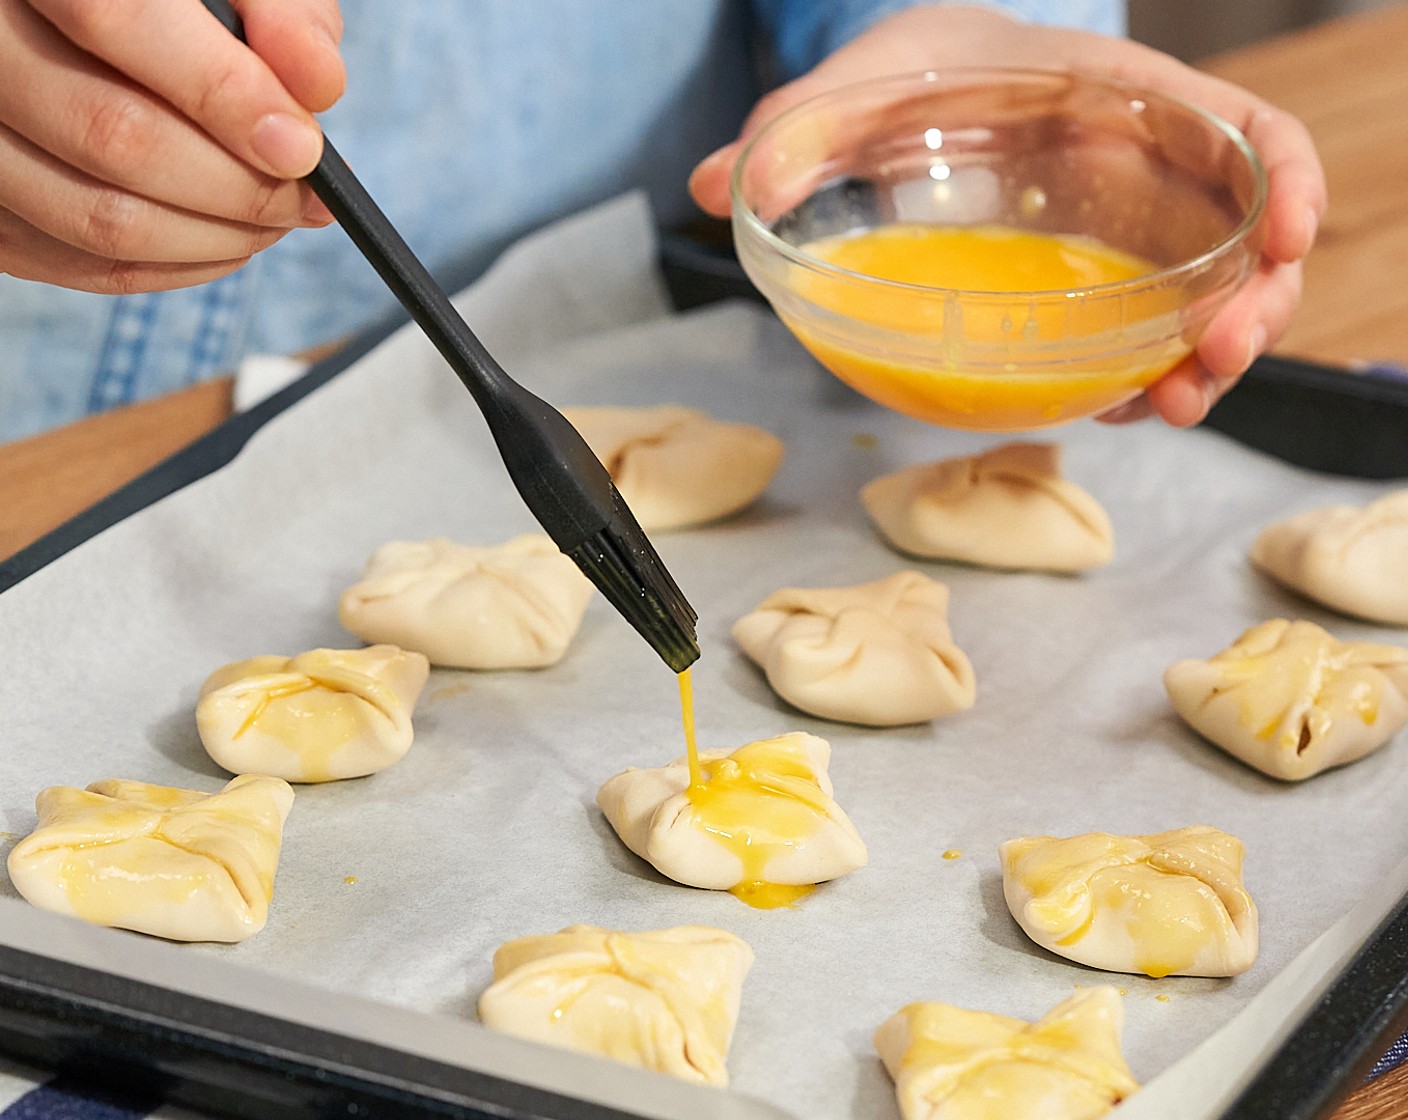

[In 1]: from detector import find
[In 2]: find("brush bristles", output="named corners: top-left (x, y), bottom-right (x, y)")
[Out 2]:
top-left (567, 490), bottom-right (699, 673)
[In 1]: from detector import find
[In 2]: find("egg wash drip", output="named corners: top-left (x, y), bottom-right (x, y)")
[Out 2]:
top-left (59, 789), bottom-right (271, 927)
top-left (234, 665), bottom-right (389, 782)
top-left (791, 224), bottom-right (1177, 430)
top-left (676, 669), bottom-right (821, 909)
top-left (1218, 633), bottom-right (1382, 747)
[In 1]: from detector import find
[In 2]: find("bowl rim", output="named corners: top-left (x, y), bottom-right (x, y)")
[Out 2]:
top-left (729, 66), bottom-right (1269, 300)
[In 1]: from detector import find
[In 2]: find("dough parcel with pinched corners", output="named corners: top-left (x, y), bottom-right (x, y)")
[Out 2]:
top-left (1164, 618), bottom-right (1408, 781)
top-left (7, 774), bottom-right (294, 943)
top-left (339, 535), bottom-right (593, 669)
top-left (478, 924), bottom-right (753, 1087)
top-left (197, 644), bottom-right (429, 783)
top-left (562, 405), bottom-right (783, 529)
top-left (732, 570), bottom-right (975, 726)
top-left (1251, 490), bottom-right (1408, 625)
top-left (1000, 825), bottom-right (1258, 978)
top-left (874, 987), bottom-right (1138, 1120)
top-left (596, 732), bottom-right (866, 895)
top-left (861, 441), bottom-right (1113, 572)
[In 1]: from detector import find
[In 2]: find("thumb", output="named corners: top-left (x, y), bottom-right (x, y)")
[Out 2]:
top-left (689, 76), bottom-right (828, 217)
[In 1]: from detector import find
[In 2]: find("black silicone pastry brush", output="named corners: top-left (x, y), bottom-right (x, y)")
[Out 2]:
top-left (200, 0), bottom-right (698, 672)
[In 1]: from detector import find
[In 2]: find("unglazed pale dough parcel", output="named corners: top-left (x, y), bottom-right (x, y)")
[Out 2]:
top-left (861, 442), bottom-right (1113, 572)
top-left (478, 924), bottom-right (753, 1086)
top-left (561, 405), bottom-right (783, 529)
top-left (197, 645), bottom-right (429, 783)
top-left (1000, 825), bottom-right (1258, 978)
top-left (732, 570), bottom-right (975, 726)
top-left (339, 535), bottom-right (594, 669)
top-left (596, 732), bottom-right (867, 895)
top-left (1250, 490), bottom-right (1408, 625)
top-left (874, 987), bottom-right (1138, 1120)
top-left (7, 774), bottom-right (294, 943)
top-left (1164, 619), bottom-right (1408, 781)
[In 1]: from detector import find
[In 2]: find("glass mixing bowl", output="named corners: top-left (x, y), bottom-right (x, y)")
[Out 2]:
top-left (731, 68), bottom-right (1267, 431)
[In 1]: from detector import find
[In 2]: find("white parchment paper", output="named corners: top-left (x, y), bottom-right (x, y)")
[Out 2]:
top-left (3, 193), bottom-right (1407, 1119)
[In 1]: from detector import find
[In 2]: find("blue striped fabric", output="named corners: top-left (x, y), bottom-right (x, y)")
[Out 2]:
top-left (0, 1076), bottom-right (160, 1120)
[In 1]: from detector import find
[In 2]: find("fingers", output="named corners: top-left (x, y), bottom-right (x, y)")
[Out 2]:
top-left (687, 143), bottom-right (739, 218)
top-left (689, 74), bottom-right (832, 217)
top-left (0, 0), bottom-right (328, 227)
top-left (1240, 106), bottom-right (1326, 264)
top-left (0, 205), bottom-right (249, 292)
top-left (1196, 256), bottom-right (1303, 387)
top-left (26, 0), bottom-right (330, 178)
top-left (1084, 58), bottom-right (1326, 266)
top-left (239, 0), bottom-right (346, 113)
top-left (1100, 257), bottom-right (1303, 428)
top-left (0, 120), bottom-right (286, 262)
top-left (698, 6), bottom-right (1323, 438)
top-left (1143, 360), bottom-right (1220, 428)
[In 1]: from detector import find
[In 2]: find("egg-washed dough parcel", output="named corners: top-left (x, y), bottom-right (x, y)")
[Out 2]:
top-left (596, 732), bottom-right (866, 904)
top-left (478, 924), bottom-right (753, 1087)
top-left (561, 405), bottom-right (784, 529)
top-left (197, 645), bottom-right (430, 783)
top-left (732, 570), bottom-right (976, 726)
top-left (874, 987), bottom-right (1139, 1120)
top-left (861, 441), bottom-right (1114, 572)
top-left (1000, 826), bottom-right (1258, 979)
top-left (339, 535), bottom-right (594, 669)
top-left (1164, 619), bottom-right (1408, 781)
top-left (1250, 490), bottom-right (1408, 626)
top-left (7, 774), bottom-right (294, 943)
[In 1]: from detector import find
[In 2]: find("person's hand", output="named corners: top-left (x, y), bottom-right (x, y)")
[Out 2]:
top-left (690, 4), bottom-right (1326, 428)
top-left (0, 0), bottom-right (345, 294)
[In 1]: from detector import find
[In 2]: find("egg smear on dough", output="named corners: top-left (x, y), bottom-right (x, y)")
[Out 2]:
top-left (597, 674), bottom-right (866, 908)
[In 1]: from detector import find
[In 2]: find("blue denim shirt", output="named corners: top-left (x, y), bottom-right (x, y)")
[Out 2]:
top-left (0, 0), bottom-right (1123, 443)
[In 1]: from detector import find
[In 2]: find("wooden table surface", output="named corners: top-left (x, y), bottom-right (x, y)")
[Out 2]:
top-left (2, 4), bottom-right (1408, 1117)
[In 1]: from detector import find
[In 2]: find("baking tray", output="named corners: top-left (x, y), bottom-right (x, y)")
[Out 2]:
top-left (4, 214), bottom-right (1408, 1120)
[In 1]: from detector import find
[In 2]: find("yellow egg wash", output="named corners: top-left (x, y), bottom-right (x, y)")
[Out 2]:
top-left (56, 796), bottom-right (273, 928)
top-left (893, 1001), bottom-right (1134, 1119)
top-left (678, 667), bottom-right (702, 788)
top-left (675, 673), bottom-right (825, 908)
top-left (235, 679), bottom-right (370, 783)
top-left (1212, 629), bottom-right (1385, 750)
top-left (61, 838), bottom-right (215, 928)
top-left (790, 224), bottom-right (1181, 430)
top-left (1012, 831), bottom-right (1249, 979)
top-left (1042, 860), bottom-right (1235, 979)
top-left (898, 1002), bottom-right (1025, 1072)
top-left (560, 973), bottom-right (726, 1073)
top-left (942, 849), bottom-right (963, 861)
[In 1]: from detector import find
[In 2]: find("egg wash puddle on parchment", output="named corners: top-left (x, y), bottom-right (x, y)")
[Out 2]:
top-left (676, 668), bottom-right (822, 910)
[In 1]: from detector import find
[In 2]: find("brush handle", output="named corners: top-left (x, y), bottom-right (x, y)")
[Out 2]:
top-left (198, 0), bottom-right (618, 546)
top-left (195, 0), bottom-right (698, 671)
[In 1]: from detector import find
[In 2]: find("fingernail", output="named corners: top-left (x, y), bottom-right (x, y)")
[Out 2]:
top-left (301, 192), bottom-right (334, 226)
top-left (698, 144), bottom-right (731, 171)
top-left (1245, 324), bottom-right (1268, 371)
top-left (1200, 376), bottom-right (1219, 420)
top-left (312, 23), bottom-right (343, 64)
top-left (690, 144), bottom-right (734, 189)
top-left (251, 112), bottom-right (323, 178)
top-left (1094, 395), bottom-right (1149, 425)
top-left (1302, 206), bottom-right (1319, 253)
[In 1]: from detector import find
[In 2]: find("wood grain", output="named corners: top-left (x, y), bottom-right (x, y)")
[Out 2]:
top-left (0, 376), bottom-right (233, 560)
top-left (1201, 2), bottom-right (1408, 366)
